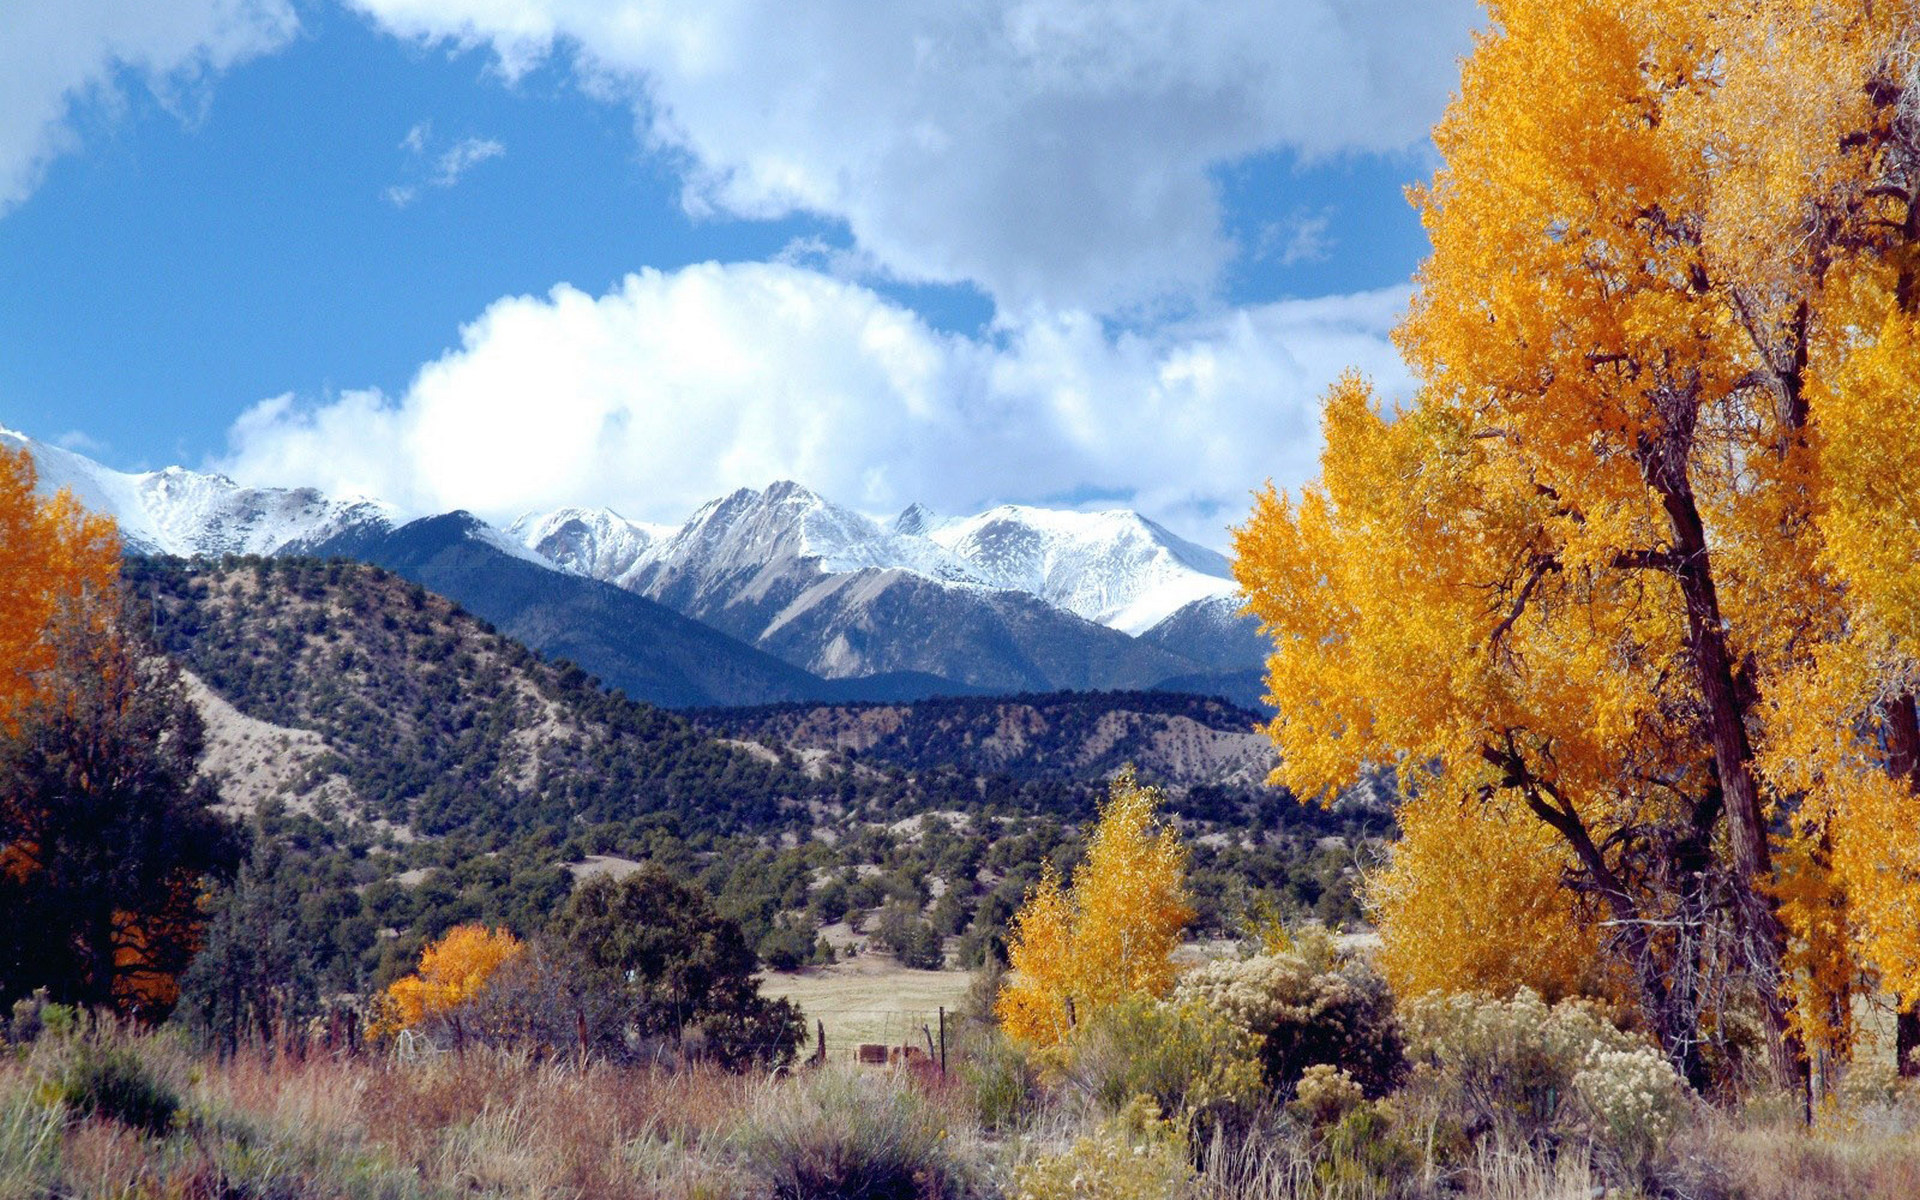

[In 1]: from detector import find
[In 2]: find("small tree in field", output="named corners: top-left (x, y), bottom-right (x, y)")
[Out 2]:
top-left (372, 924), bottom-right (524, 1051)
top-left (997, 768), bottom-right (1194, 1044)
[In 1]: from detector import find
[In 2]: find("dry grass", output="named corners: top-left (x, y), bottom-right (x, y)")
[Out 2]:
top-left (13, 1026), bottom-right (1920, 1199)
top-left (761, 957), bottom-right (974, 1054)
top-left (1664, 1106), bottom-right (1920, 1199)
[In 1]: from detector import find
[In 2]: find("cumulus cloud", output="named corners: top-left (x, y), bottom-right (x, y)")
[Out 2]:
top-left (347, 0), bottom-right (1475, 312)
top-left (218, 261), bottom-right (1410, 546)
top-left (0, 0), bottom-right (298, 214)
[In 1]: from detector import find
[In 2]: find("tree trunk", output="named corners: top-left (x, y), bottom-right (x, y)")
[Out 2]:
top-left (1886, 692), bottom-right (1920, 1077)
top-left (1899, 1008), bottom-right (1920, 1079)
top-left (1639, 404), bottom-right (1807, 1098)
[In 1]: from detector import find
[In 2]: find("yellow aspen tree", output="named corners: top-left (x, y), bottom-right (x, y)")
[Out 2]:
top-left (374, 924), bottom-right (524, 1049)
top-left (1235, 0), bottom-right (1920, 1094)
top-left (997, 768), bottom-right (1195, 1044)
top-left (0, 443), bottom-right (120, 730)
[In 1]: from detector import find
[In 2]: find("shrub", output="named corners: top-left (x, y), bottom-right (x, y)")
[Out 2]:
top-left (1011, 1096), bottom-right (1194, 1200)
top-left (959, 1027), bottom-right (1038, 1131)
top-left (1064, 994), bottom-right (1263, 1139)
top-left (760, 918), bottom-right (820, 973)
top-left (46, 1040), bottom-right (180, 1135)
top-left (1314, 1102), bottom-right (1421, 1195)
top-left (1400, 988), bottom-right (1688, 1172)
top-left (5, 991), bottom-right (49, 1045)
top-left (555, 869), bottom-right (807, 1068)
top-left (1287, 1064), bottom-right (1363, 1129)
top-left (1174, 948), bottom-right (1404, 1097)
top-left (732, 1069), bottom-right (979, 1200)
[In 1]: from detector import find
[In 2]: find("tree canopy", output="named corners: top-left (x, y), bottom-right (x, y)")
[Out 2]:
top-left (0, 443), bottom-right (237, 1019)
top-left (1235, 0), bottom-right (1920, 1094)
top-left (998, 768), bottom-right (1194, 1043)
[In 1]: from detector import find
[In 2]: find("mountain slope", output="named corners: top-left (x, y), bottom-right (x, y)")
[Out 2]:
top-left (299, 512), bottom-right (835, 709)
top-left (701, 690), bottom-right (1279, 789)
top-left (921, 504), bottom-right (1236, 633)
top-left (519, 482), bottom-right (1233, 693)
top-left (3, 427), bottom-right (394, 556)
top-left (1139, 594), bottom-right (1268, 672)
top-left (517, 483), bottom-right (1241, 636)
top-left (128, 555), bottom-right (825, 837)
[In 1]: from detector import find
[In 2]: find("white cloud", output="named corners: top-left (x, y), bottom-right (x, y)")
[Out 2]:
top-left (386, 123), bottom-right (505, 207)
top-left (0, 0), bottom-right (298, 214)
top-left (347, 0), bottom-right (1475, 312)
top-left (433, 135), bottom-right (504, 185)
top-left (54, 429), bottom-right (108, 454)
top-left (1257, 209), bottom-right (1335, 267)
top-left (219, 261), bottom-right (1410, 547)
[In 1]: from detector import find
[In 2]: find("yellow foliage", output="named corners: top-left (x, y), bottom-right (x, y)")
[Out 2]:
top-left (997, 769), bottom-right (1194, 1044)
top-left (1369, 794), bottom-right (1610, 1007)
top-left (0, 442), bottom-right (121, 729)
top-left (1233, 0), bottom-right (1920, 1080)
top-left (372, 925), bottom-right (524, 1039)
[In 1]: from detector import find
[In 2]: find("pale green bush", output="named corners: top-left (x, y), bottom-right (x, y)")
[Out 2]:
top-left (1012, 1096), bottom-right (1195, 1200)
top-left (1063, 994), bottom-right (1264, 1138)
top-left (1286, 1064), bottom-right (1363, 1129)
top-left (732, 1068), bottom-right (983, 1199)
top-left (1401, 988), bottom-right (1687, 1174)
top-left (1174, 950), bottom-right (1403, 1097)
top-left (961, 1027), bottom-right (1039, 1131)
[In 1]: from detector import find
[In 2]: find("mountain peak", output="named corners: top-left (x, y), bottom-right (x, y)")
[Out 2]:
top-left (0, 428), bottom-right (394, 557)
top-left (891, 502), bottom-right (935, 536)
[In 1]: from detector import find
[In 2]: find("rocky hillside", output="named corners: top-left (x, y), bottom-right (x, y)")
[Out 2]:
top-left (128, 555), bottom-right (823, 838)
top-left (699, 691), bottom-right (1280, 789)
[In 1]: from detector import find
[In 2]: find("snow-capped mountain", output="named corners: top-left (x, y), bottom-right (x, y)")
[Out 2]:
top-left (508, 481), bottom-right (1258, 691)
top-left (6, 425), bottom-right (1264, 704)
top-left (918, 505), bottom-right (1237, 634)
top-left (512, 483), bottom-right (1239, 637)
top-left (506, 507), bottom-right (676, 581)
top-left (1, 428), bottom-right (394, 557)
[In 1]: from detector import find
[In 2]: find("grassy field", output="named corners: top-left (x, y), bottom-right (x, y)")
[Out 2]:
top-left (760, 956), bottom-right (976, 1059)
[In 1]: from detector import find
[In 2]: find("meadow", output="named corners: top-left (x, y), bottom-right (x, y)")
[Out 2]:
top-left (759, 958), bottom-right (974, 1057)
top-left (10, 996), bottom-right (1920, 1200)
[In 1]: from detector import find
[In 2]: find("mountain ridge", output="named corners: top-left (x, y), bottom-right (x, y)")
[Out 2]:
top-left (10, 429), bottom-right (1268, 707)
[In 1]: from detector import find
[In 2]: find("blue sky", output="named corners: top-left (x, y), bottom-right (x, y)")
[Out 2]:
top-left (0, 0), bottom-right (1477, 546)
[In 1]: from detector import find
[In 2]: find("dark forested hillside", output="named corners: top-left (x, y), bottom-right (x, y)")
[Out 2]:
top-left (128, 555), bottom-right (821, 838)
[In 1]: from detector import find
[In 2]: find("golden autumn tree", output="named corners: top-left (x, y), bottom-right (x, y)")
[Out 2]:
top-left (1234, 0), bottom-right (1920, 1094)
top-left (0, 442), bottom-right (235, 1020)
top-left (374, 924), bottom-right (525, 1049)
top-left (997, 768), bottom-right (1194, 1043)
top-left (0, 443), bottom-right (120, 728)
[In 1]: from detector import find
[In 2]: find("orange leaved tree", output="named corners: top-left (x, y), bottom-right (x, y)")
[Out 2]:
top-left (1234, 0), bottom-right (1920, 1095)
top-left (374, 925), bottom-right (524, 1050)
top-left (0, 441), bottom-right (236, 1020)
top-left (0, 442), bottom-right (120, 727)
top-left (997, 768), bottom-right (1194, 1043)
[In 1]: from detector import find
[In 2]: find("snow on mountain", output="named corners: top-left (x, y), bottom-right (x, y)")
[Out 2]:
top-left (632, 481), bottom-right (982, 584)
top-left (1, 427), bottom-right (396, 556)
top-left (508, 507), bottom-right (675, 580)
top-left (511, 483), bottom-right (1238, 633)
top-left (923, 505), bottom-right (1237, 634)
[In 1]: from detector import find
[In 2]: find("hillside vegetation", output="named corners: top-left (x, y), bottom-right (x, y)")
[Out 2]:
top-left (699, 690), bottom-right (1281, 789)
top-left (113, 554), bottom-right (1377, 1011)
